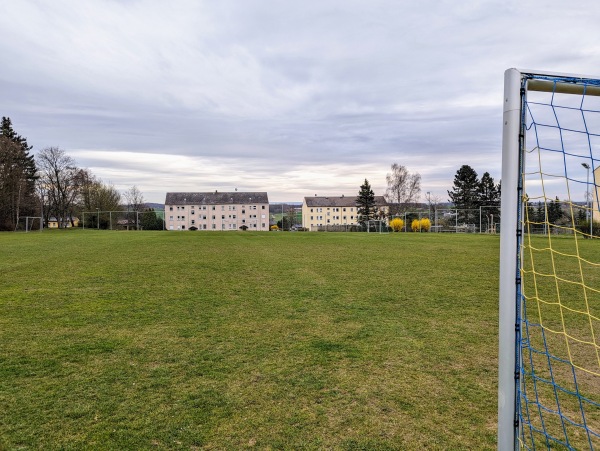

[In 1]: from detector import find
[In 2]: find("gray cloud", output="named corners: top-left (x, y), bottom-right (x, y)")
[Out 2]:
top-left (1, 0), bottom-right (599, 202)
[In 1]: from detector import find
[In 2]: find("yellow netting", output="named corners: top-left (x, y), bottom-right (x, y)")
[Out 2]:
top-left (518, 78), bottom-right (600, 449)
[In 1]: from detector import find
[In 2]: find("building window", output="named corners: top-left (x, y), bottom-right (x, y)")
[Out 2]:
top-left (169, 216), bottom-right (173, 220)
top-left (202, 224), bottom-right (207, 229)
top-left (191, 220), bottom-right (195, 225)
top-left (212, 224), bottom-right (216, 229)
top-left (191, 211), bottom-right (195, 215)
top-left (310, 208), bottom-right (313, 213)
top-left (212, 206), bottom-right (216, 210)
top-left (182, 225), bottom-right (186, 230)
top-left (212, 215), bottom-right (216, 220)
top-left (262, 206), bottom-right (265, 209)
top-left (311, 216), bottom-right (313, 220)
top-left (169, 206), bottom-right (173, 211)
top-left (242, 209), bottom-right (245, 214)
top-left (221, 215), bottom-right (225, 219)
top-left (262, 223), bottom-right (266, 227)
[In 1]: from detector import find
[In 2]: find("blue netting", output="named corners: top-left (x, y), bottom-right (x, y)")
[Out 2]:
top-left (517, 73), bottom-right (600, 450)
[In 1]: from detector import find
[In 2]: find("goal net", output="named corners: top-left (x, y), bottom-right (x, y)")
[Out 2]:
top-left (499, 69), bottom-right (600, 450)
top-left (366, 219), bottom-right (389, 233)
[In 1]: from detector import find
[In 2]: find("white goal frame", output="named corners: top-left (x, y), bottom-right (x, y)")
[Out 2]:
top-left (366, 219), bottom-right (389, 234)
top-left (499, 68), bottom-right (600, 450)
top-left (18, 216), bottom-right (43, 232)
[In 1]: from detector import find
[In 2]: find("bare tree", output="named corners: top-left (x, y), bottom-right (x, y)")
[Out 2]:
top-left (385, 163), bottom-right (421, 214)
top-left (124, 185), bottom-right (145, 212)
top-left (36, 147), bottom-right (82, 228)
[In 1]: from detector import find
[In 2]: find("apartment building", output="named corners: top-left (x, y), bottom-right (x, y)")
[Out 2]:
top-left (302, 195), bottom-right (388, 231)
top-left (165, 191), bottom-right (269, 231)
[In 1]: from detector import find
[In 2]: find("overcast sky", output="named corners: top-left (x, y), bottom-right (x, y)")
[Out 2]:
top-left (2, 1), bottom-right (599, 203)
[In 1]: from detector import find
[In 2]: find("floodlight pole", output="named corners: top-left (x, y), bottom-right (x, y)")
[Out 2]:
top-left (583, 163), bottom-right (591, 237)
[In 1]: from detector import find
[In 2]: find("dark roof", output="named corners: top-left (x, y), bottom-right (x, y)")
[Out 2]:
top-left (165, 192), bottom-right (269, 205)
top-left (304, 196), bottom-right (387, 208)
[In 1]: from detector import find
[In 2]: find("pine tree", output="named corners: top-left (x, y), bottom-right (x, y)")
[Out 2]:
top-left (448, 165), bottom-right (480, 224)
top-left (356, 178), bottom-right (376, 225)
top-left (479, 171), bottom-right (500, 225)
top-left (547, 197), bottom-right (563, 224)
top-left (0, 117), bottom-right (38, 230)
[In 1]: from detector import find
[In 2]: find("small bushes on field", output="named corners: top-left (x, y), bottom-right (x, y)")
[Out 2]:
top-left (390, 218), bottom-right (404, 232)
top-left (411, 218), bottom-right (431, 232)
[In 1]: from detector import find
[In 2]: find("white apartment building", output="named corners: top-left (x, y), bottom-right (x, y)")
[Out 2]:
top-left (165, 191), bottom-right (269, 231)
top-left (302, 195), bottom-right (388, 231)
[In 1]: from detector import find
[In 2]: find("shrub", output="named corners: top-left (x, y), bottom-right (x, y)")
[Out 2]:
top-left (390, 218), bottom-right (404, 232)
top-left (270, 225), bottom-right (279, 231)
top-left (411, 218), bottom-right (431, 232)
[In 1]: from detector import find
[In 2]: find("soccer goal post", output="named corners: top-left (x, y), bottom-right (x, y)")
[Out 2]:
top-left (499, 68), bottom-right (600, 450)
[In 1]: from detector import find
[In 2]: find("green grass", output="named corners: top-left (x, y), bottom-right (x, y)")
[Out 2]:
top-left (0, 230), bottom-right (501, 449)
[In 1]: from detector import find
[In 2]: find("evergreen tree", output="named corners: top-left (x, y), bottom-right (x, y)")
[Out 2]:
top-left (0, 117), bottom-right (38, 230)
top-left (547, 197), bottom-right (563, 224)
top-left (478, 171), bottom-right (501, 225)
top-left (448, 165), bottom-right (480, 224)
top-left (140, 208), bottom-right (164, 230)
top-left (356, 178), bottom-right (376, 225)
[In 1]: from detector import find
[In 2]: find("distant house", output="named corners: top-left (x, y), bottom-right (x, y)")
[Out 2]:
top-left (301, 195), bottom-right (388, 231)
top-left (47, 217), bottom-right (79, 228)
top-left (165, 191), bottom-right (269, 231)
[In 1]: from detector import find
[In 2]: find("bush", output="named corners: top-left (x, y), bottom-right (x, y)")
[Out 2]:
top-left (576, 220), bottom-right (600, 237)
top-left (390, 218), bottom-right (404, 232)
top-left (411, 218), bottom-right (431, 232)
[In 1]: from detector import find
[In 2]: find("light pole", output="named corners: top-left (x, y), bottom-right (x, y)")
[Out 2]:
top-left (426, 192), bottom-right (431, 220)
top-left (582, 163), bottom-right (591, 237)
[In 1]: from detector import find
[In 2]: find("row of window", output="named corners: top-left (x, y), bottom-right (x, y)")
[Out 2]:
top-left (169, 205), bottom-right (265, 212)
top-left (169, 223), bottom-right (267, 230)
top-left (310, 215), bottom-right (355, 221)
top-left (170, 214), bottom-right (264, 221)
top-left (310, 207), bottom-right (354, 213)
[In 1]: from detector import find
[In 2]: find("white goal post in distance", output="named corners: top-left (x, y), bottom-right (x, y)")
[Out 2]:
top-left (500, 69), bottom-right (600, 450)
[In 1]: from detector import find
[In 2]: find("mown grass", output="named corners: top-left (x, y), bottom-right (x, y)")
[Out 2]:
top-left (1, 230), bottom-right (501, 449)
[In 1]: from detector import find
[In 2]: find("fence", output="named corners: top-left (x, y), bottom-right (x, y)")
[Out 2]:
top-left (82, 210), bottom-right (165, 230)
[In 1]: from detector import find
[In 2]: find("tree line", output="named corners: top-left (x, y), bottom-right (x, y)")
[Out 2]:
top-left (354, 163), bottom-right (501, 227)
top-left (0, 117), bottom-right (162, 231)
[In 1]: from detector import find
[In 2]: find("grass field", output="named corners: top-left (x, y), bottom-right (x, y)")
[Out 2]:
top-left (0, 230), bottom-right (501, 449)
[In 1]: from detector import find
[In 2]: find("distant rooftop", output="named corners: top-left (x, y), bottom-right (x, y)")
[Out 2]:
top-left (165, 191), bottom-right (269, 205)
top-left (304, 195), bottom-right (387, 208)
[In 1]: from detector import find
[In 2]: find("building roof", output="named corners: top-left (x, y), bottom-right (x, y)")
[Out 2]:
top-left (165, 192), bottom-right (269, 205)
top-left (304, 195), bottom-right (387, 208)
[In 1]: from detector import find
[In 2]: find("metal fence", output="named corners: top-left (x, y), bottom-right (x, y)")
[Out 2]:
top-left (82, 210), bottom-right (165, 230)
